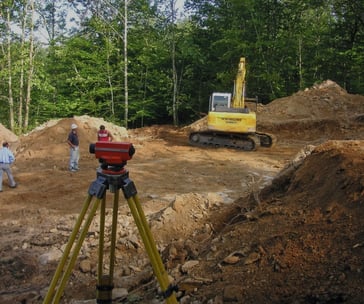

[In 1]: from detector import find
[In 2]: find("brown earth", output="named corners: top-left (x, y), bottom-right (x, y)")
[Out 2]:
top-left (0, 80), bottom-right (364, 304)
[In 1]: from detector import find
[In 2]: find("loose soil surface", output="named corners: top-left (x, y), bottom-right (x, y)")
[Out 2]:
top-left (0, 80), bottom-right (364, 304)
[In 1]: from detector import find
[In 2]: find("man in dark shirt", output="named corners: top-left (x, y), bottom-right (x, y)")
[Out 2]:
top-left (67, 123), bottom-right (80, 172)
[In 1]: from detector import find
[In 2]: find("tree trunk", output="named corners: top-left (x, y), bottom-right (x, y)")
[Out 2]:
top-left (106, 35), bottom-right (115, 117)
top-left (298, 36), bottom-right (303, 90)
top-left (18, 1), bottom-right (28, 133)
top-left (6, 6), bottom-right (15, 132)
top-left (170, 0), bottom-right (178, 126)
top-left (124, 0), bottom-right (129, 128)
top-left (24, 0), bottom-right (35, 131)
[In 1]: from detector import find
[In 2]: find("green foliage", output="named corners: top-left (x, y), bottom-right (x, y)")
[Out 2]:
top-left (185, 0), bottom-right (364, 104)
top-left (1, 0), bottom-right (363, 132)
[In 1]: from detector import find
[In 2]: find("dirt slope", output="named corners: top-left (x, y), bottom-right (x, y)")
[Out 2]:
top-left (0, 81), bottom-right (364, 304)
top-left (257, 80), bottom-right (364, 142)
top-left (188, 140), bottom-right (364, 303)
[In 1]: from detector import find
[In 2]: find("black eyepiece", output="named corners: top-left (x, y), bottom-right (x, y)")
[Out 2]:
top-left (89, 143), bottom-right (96, 154)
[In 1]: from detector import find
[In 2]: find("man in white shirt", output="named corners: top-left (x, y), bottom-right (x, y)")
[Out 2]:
top-left (0, 142), bottom-right (17, 192)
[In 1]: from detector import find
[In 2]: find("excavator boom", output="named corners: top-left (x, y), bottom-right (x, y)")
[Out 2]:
top-left (232, 57), bottom-right (246, 108)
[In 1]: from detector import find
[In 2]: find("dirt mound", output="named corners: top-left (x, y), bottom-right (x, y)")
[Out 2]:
top-left (17, 115), bottom-right (128, 160)
top-left (182, 140), bottom-right (364, 303)
top-left (262, 140), bottom-right (364, 206)
top-left (0, 123), bottom-right (19, 151)
top-left (257, 80), bottom-right (364, 141)
top-left (258, 80), bottom-right (364, 121)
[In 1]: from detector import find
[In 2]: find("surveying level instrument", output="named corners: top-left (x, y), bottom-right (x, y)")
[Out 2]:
top-left (43, 142), bottom-right (178, 304)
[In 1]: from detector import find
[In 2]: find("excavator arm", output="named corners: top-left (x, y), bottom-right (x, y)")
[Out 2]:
top-left (232, 57), bottom-right (246, 109)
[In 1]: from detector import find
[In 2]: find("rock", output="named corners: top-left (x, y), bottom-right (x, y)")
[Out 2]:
top-left (223, 255), bottom-right (240, 264)
top-left (69, 300), bottom-right (96, 304)
top-left (244, 252), bottom-right (261, 265)
top-left (112, 287), bottom-right (128, 300)
top-left (181, 260), bottom-right (199, 273)
top-left (79, 259), bottom-right (92, 273)
top-left (223, 285), bottom-right (243, 302)
top-left (211, 295), bottom-right (224, 304)
top-left (38, 248), bottom-right (63, 265)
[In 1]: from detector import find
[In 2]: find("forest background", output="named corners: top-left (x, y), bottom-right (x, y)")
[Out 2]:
top-left (0, 0), bottom-right (363, 134)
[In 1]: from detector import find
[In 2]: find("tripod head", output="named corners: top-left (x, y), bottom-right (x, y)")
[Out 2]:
top-left (89, 141), bottom-right (135, 172)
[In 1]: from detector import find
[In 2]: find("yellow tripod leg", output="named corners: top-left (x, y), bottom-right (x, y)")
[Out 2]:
top-left (97, 195), bottom-right (106, 283)
top-left (53, 196), bottom-right (102, 303)
top-left (126, 195), bottom-right (178, 304)
top-left (109, 190), bottom-right (119, 280)
top-left (43, 196), bottom-right (102, 304)
top-left (43, 194), bottom-right (93, 304)
top-left (129, 195), bottom-right (167, 279)
top-left (96, 191), bottom-right (120, 303)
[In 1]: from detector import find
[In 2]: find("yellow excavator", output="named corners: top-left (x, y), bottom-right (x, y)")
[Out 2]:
top-left (189, 57), bottom-right (274, 151)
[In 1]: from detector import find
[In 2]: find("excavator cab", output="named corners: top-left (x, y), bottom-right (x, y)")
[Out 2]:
top-left (210, 93), bottom-right (231, 111)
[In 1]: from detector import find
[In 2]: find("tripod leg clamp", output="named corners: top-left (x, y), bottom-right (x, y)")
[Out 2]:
top-left (162, 284), bottom-right (179, 299)
top-left (89, 176), bottom-right (108, 198)
top-left (96, 283), bottom-right (114, 304)
top-left (121, 177), bottom-right (137, 199)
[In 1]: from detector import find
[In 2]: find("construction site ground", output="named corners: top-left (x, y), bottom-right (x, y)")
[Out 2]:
top-left (0, 80), bottom-right (364, 304)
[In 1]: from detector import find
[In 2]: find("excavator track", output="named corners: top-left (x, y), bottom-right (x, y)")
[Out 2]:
top-left (189, 131), bottom-right (260, 151)
top-left (189, 131), bottom-right (275, 151)
top-left (256, 132), bottom-right (276, 147)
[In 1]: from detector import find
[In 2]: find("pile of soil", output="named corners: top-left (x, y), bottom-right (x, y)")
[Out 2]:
top-left (257, 80), bottom-right (364, 142)
top-left (0, 81), bottom-right (363, 304)
top-left (190, 140), bottom-right (364, 303)
top-left (0, 123), bottom-right (19, 150)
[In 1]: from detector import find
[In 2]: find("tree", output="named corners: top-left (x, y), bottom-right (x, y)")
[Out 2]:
top-left (124, 0), bottom-right (129, 127)
top-left (23, 0), bottom-right (35, 131)
top-left (2, 0), bottom-right (16, 131)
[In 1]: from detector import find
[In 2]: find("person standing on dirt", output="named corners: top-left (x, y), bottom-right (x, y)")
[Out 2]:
top-left (97, 125), bottom-right (113, 142)
top-left (67, 123), bottom-right (80, 172)
top-left (0, 142), bottom-right (17, 192)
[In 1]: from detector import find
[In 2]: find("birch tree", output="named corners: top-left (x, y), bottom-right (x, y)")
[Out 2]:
top-left (24, 0), bottom-right (35, 131)
top-left (4, 1), bottom-right (16, 131)
top-left (124, 0), bottom-right (129, 127)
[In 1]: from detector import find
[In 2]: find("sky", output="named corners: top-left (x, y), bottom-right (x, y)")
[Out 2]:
top-left (176, 0), bottom-right (185, 10)
top-left (32, 0), bottom-right (187, 44)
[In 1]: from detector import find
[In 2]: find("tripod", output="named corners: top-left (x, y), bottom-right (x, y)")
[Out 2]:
top-left (43, 166), bottom-right (178, 304)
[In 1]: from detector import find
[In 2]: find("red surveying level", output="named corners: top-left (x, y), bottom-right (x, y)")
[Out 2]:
top-left (90, 141), bottom-right (135, 165)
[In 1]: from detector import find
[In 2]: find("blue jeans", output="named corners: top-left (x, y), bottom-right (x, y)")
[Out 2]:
top-left (69, 146), bottom-right (80, 170)
top-left (0, 163), bottom-right (16, 190)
